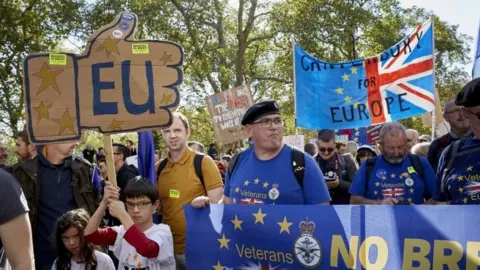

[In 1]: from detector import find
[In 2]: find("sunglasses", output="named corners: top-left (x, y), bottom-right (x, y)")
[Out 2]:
top-left (319, 147), bottom-right (335, 153)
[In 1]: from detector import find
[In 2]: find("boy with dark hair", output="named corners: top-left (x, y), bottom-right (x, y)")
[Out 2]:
top-left (84, 177), bottom-right (175, 269)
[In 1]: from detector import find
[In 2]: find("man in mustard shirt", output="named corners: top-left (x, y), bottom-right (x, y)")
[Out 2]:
top-left (157, 112), bottom-right (223, 270)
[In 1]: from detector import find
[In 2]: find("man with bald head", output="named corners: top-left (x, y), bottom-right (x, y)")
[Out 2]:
top-left (427, 97), bottom-right (471, 172)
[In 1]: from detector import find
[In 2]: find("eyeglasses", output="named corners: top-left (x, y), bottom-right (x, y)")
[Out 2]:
top-left (444, 108), bottom-right (462, 114)
top-left (126, 201), bottom-right (152, 210)
top-left (253, 117), bottom-right (284, 128)
top-left (462, 107), bottom-right (480, 120)
top-left (319, 147), bottom-right (335, 153)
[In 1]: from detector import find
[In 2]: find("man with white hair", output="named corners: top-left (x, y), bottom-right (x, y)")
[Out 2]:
top-left (350, 122), bottom-right (436, 205)
top-left (405, 129), bottom-right (419, 153)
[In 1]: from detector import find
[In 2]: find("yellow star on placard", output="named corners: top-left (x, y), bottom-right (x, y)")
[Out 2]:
top-left (108, 118), bottom-right (124, 131)
top-left (458, 187), bottom-right (464, 193)
top-left (52, 109), bottom-right (76, 135)
top-left (375, 182), bottom-right (380, 187)
top-left (235, 187), bottom-right (240, 193)
top-left (33, 102), bottom-right (53, 125)
top-left (344, 96), bottom-right (352, 103)
top-left (408, 198), bottom-right (412, 203)
top-left (253, 208), bottom-right (267, 224)
top-left (463, 197), bottom-right (468, 204)
top-left (351, 66), bottom-right (358, 74)
top-left (160, 93), bottom-right (174, 105)
top-left (159, 51), bottom-right (173, 65)
top-left (33, 63), bottom-right (64, 95)
top-left (97, 36), bottom-right (120, 57)
top-left (231, 215), bottom-right (243, 230)
top-left (342, 73), bottom-right (350, 81)
top-left (263, 181), bottom-right (269, 188)
top-left (391, 173), bottom-right (396, 178)
top-left (409, 188), bottom-right (414, 193)
top-left (244, 180), bottom-right (250, 186)
top-left (467, 166), bottom-right (473, 171)
top-left (353, 101), bottom-right (360, 108)
top-left (254, 178), bottom-right (260, 184)
top-left (458, 175), bottom-right (464, 181)
top-left (374, 190), bottom-right (378, 195)
top-left (217, 234), bottom-right (230, 249)
top-left (277, 217), bottom-right (293, 234)
top-left (213, 261), bottom-right (224, 270)
top-left (335, 87), bottom-right (344, 95)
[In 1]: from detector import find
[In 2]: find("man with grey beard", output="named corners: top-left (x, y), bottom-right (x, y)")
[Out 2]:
top-left (349, 122), bottom-right (436, 205)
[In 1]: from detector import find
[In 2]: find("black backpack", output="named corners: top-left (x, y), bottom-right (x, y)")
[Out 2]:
top-left (227, 147), bottom-right (306, 188)
top-left (440, 138), bottom-right (480, 199)
top-left (156, 153), bottom-right (205, 190)
top-left (365, 154), bottom-right (425, 193)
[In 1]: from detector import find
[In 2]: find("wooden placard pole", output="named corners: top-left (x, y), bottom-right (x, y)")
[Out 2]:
top-left (103, 134), bottom-right (117, 187)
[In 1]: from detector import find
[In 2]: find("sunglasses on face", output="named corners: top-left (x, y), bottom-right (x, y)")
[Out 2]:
top-left (319, 147), bottom-right (335, 153)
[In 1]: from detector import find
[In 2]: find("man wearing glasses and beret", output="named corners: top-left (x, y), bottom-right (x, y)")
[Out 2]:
top-left (316, 130), bottom-right (357, 204)
top-left (217, 100), bottom-right (330, 205)
top-left (435, 78), bottom-right (480, 204)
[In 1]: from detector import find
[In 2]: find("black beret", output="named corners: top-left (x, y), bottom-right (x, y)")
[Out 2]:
top-left (241, 100), bottom-right (280, 125)
top-left (455, 78), bottom-right (480, 108)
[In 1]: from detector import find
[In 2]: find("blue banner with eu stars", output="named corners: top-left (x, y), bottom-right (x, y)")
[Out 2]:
top-left (185, 205), bottom-right (480, 270)
top-left (294, 20), bottom-right (434, 130)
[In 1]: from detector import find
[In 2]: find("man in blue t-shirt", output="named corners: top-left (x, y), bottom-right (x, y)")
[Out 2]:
top-left (349, 122), bottom-right (436, 205)
top-left (193, 100), bottom-right (330, 206)
top-left (434, 78), bottom-right (480, 204)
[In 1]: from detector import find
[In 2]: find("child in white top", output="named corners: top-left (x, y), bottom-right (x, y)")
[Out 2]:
top-left (51, 209), bottom-right (115, 270)
top-left (85, 177), bottom-right (175, 270)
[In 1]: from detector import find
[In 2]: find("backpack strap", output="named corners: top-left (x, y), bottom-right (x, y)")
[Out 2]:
top-left (291, 147), bottom-right (305, 189)
top-left (408, 154), bottom-right (424, 179)
top-left (193, 153), bottom-right (204, 188)
top-left (227, 152), bottom-right (242, 177)
top-left (365, 157), bottom-right (377, 195)
top-left (156, 158), bottom-right (168, 181)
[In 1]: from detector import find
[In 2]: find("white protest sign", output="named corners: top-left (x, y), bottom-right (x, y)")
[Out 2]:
top-left (284, 135), bottom-right (305, 150)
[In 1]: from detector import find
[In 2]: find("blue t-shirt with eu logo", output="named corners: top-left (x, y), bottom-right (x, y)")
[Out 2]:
top-left (349, 155), bottom-right (436, 204)
top-left (434, 137), bottom-right (480, 204)
top-left (224, 144), bottom-right (331, 205)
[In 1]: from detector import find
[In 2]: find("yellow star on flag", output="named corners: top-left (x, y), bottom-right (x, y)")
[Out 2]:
top-left (159, 51), bottom-right (173, 65)
top-left (232, 198), bottom-right (236, 203)
top-left (160, 93), bottom-right (174, 105)
top-left (463, 197), bottom-right (468, 204)
top-left (217, 234), bottom-right (230, 249)
top-left (391, 173), bottom-right (396, 178)
top-left (277, 217), bottom-right (293, 234)
top-left (244, 180), bottom-right (250, 186)
top-left (33, 102), bottom-right (53, 125)
top-left (342, 73), bottom-right (350, 81)
top-left (382, 176), bottom-right (387, 180)
top-left (355, 131), bottom-right (360, 136)
top-left (351, 66), bottom-right (358, 74)
top-left (254, 178), bottom-right (260, 184)
top-left (457, 175), bottom-right (464, 181)
top-left (408, 198), bottom-right (412, 203)
top-left (374, 190), bottom-right (378, 195)
top-left (213, 261), bottom-right (224, 270)
top-left (409, 188), bottom-right (414, 193)
top-left (353, 101), bottom-right (360, 108)
top-left (108, 118), bottom-right (124, 131)
top-left (235, 187), bottom-right (240, 193)
top-left (375, 182), bottom-right (380, 187)
top-left (467, 166), bottom-right (473, 171)
top-left (97, 36), bottom-right (120, 57)
top-left (253, 208), bottom-right (267, 224)
top-left (335, 87), bottom-right (344, 95)
top-left (354, 138), bottom-right (358, 142)
top-left (344, 96), bottom-right (352, 103)
top-left (33, 63), bottom-right (64, 95)
top-left (52, 109), bottom-right (76, 135)
top-left (263, 181), bottom-right (269, 188)
top-left (231, 215), bottom-right (243, 230)
top-left (458, 187), bottom-right (464, 193)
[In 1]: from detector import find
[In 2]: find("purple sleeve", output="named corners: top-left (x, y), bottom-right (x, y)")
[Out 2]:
top-left (0, 171), bottom-right (29, 225)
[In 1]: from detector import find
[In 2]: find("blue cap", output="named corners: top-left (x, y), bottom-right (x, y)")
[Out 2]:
top-left (241, 100), bottom-right (280, 125)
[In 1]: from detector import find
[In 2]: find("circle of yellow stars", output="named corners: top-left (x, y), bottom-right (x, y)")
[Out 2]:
top-left (335, 64), bottom-right (366, 108)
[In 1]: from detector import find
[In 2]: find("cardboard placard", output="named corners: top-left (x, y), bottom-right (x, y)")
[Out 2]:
top-left (23, 12), bottom-right (184, 143)
top-left (206, 85), bottom-right (254, 145)
top-left (284, 135), bottom-right (305, 150)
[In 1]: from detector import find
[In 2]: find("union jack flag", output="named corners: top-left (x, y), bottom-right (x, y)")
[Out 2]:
top-left (464, 182), bottom-right (480, 195)
top-left (294, 19), bottom-right (435, 129)
top-left (382, 188), bottom-right (405, 197)
top-left (235, 261), bottom-right (286, 270)
top-left (239, 197), bottom-right (265, 205)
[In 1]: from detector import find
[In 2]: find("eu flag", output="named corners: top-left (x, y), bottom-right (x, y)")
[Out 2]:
top-left (137, 131), bottom-right (156, 183)
top-left (335, 128), bottom-right (368, 145)
top-left (295, 20), bottom-right (434, 130)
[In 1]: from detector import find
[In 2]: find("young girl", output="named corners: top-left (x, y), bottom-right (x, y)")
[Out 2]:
top-left (52, 209), bottom-right (115, 270)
